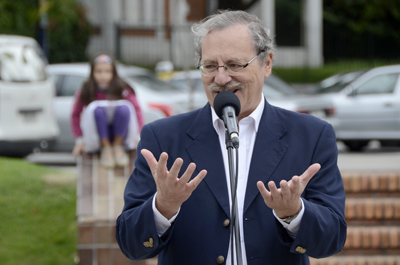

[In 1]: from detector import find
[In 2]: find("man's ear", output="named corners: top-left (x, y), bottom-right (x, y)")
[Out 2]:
top-left (264, 52), bottom-right (273, 78)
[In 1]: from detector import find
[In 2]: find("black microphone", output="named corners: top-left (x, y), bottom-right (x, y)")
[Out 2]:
top-left (213, 91), bottom-right (241, 148)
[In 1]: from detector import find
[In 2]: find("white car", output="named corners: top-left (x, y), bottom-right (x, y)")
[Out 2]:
top-left (0, 35), bottom-right (60, 157)
top-left (300, 65), bottom-right (400, 151)
top-left (47, 63), bottom-right (188, 152)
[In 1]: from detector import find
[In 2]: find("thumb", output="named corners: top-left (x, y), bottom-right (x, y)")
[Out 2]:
top-left (300, 163), bottom-right (321, 183)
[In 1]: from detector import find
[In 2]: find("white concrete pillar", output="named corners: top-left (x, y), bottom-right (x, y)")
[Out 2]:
top-left (99, 0), bottom-right (123, 55)
top-left (303, 0), bottom-right (323, 67)
top-left (260, 0), bottom-right (275, 41)
top-left (143, 0), bottom-right (153, 24)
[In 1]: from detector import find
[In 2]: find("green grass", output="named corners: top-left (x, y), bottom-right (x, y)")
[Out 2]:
top-left (273, 59), bottom-right (400, 84)
top-left (0, 157), bottom-right (77, 265)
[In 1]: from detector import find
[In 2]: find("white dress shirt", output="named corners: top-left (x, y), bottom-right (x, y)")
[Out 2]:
top-left (152, 94), bottom-right (305, 265)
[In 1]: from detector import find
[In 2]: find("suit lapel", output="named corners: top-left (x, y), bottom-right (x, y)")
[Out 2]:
top-left (244, 101), bottom-right (288, 213)
top-left (185, 104), bottom-right (231, 217)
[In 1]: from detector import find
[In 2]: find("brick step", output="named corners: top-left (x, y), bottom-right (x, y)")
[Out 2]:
top-left (345, 198), bottom-right (400, 221)
top-left (343, 226), bottom-right (400, 251)
top-left (342, 172), bottom-right (400, 194)
top-left (309, 255), bottom-right (400, 265)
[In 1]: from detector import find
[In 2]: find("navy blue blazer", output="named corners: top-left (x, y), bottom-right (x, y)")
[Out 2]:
top-left (116, 100), bottom-right (347, 265)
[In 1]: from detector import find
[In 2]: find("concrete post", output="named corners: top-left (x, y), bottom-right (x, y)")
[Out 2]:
top-left (303, 0), bottom-right (323, 67)
top-left (260, 0), bottom-right (275, 41)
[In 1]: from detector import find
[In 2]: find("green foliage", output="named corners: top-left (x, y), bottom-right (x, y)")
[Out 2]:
top-left (0, 0), bottom-right (39, 37)
top-left (324, 0), bottom-right (400, 42)
top-left (46, 0), bottom-right (91, 63)
top-left (0, 0), bottom-right (91, 63)
top-left (0, 157), bottom-right (77, 265)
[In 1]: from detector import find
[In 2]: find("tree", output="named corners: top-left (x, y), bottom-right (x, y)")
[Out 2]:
top-left (0, 0), bottom-right (91, 63)
top-left (323, 0), bottom-right (400, 61)
top-left (46, 0), bottom-right (91, 63)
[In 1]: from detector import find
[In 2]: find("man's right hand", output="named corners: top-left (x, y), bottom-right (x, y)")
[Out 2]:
top-left (141, 149), bottom-right (207, 220)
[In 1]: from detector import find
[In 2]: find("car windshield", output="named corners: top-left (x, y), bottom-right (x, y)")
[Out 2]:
top-left (265, 74), bottom-right (297, 95)
top-left (0, 44), bottom-right (47, 82)
top-left (129, 74), bottom-right (181, 92)
top-left (314, 70), bottom-right (365, 94)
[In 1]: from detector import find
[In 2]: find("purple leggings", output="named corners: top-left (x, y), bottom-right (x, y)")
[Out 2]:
top-left (94, 105), bottom-right (130, 141)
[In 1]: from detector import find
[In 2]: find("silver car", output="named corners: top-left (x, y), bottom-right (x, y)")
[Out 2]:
top-left (47, 63), bottom-right (187, 152)
top-left (305, 65), bottom-right (400, 151)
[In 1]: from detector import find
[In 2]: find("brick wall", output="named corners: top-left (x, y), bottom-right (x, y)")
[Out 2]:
top-left (310, 172), bottom-right (400, 265)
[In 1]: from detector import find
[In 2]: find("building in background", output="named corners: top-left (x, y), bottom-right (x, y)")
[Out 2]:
top-left (78, 0), bottom-right (323, 68)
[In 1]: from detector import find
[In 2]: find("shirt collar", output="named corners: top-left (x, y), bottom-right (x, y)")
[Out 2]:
top-left (212, 93), bottom-right (265, 134)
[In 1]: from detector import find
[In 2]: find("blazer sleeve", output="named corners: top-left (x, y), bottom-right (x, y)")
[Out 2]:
top-left (275, 123), bottom-right (347, 258)
top-left (116, 124), bottom-right (174, 260)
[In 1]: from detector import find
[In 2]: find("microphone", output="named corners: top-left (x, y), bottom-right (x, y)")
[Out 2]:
top-left (213, 91), bottom-right (241, 148)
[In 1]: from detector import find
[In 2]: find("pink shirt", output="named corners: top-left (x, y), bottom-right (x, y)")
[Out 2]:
top-left (71, 88), bottom-right (144, 138)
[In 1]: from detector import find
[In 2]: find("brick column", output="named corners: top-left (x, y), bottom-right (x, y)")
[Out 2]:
top-left (76, 151), bottom-right (155, 265)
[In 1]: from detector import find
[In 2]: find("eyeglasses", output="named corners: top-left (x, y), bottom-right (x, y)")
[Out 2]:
top-left (198, 50), bottom-right (265, 77)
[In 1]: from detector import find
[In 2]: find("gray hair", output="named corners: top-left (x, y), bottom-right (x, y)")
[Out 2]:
top-left (191, 10), bottom-right (275, 66)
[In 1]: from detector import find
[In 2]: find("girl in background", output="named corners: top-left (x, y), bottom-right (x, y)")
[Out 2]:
top-left (71, 54), bottom-right (144, 168)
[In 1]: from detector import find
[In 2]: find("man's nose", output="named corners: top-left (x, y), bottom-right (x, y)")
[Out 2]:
top-left (214, 66), bottom-right (232, 85)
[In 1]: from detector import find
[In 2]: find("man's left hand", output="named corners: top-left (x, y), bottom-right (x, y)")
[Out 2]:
top-left (256, 163), bottom-right (321, 218)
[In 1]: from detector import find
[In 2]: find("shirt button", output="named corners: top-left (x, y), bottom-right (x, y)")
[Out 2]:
top-left (223, 219), bottom-right (230, 227)
top-left (217, 255), bottom-right (225, 264)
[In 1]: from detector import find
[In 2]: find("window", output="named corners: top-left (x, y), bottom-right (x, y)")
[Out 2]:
top-left (60, 75), bottom-right (86, 96)
top-left (355, 73), bottom-right (399, 95)
top-left (0, 44), bottom-right (47, 82)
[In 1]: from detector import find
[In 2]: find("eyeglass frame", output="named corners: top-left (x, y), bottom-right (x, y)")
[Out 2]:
top-left (197, 50), bottom-right (266, 76)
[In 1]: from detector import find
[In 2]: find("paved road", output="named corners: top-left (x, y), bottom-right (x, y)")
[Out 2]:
top-left (25, 141), bottom-right (400, 173)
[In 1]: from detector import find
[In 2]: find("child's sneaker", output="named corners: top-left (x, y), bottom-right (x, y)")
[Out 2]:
top-left (113, 145), bottom-right (129, 167)
top-left (100, 147), bottom-right (115, 169)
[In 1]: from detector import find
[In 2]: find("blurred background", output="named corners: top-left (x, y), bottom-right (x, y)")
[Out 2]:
top-left (2, 0), bottom-right (400, 77)
top-left (1, 1), bottom-right (400, 265)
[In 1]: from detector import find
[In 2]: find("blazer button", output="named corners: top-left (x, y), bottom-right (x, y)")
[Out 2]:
top-left (295, 246), bottom-right (306, 254)
top-left (223, 219), bottom-right (230, 227)
top-left (217, 255), bottom-right (225, 264)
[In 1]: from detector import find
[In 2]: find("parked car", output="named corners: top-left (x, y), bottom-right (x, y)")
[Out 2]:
top-left (311, 70), bottom-right (366, 94)
top-left (0, 35), bottom-right (59, 157)
top-left (167, 70), bottom-right (333, 116)
top-left (301, 65), bottom-right (400, 151)
top-left (47, 63), bottom-right (187, 152)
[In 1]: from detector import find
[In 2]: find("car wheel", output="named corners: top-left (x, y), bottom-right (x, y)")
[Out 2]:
top-left (343, 140), bottom-right (369, 152)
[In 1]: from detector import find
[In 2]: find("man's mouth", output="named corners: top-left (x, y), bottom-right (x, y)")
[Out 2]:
top-left (208, 81), bottom-right (244, 94)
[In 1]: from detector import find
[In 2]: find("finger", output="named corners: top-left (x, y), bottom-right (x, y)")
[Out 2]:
top-left (180, 163), bottom-right (197, 184)
top-left (168, 158), bottom-right (183, 180)
top-left (280, 180), bottom-right (291, 197)
top-left (141, 149), bottom-right (158, 174)
top-left (289, 175), bottom-right (301, 193)
top-left (257, 181), bottom-right (271, 201)
top-left (156, 152), bottom-right (169, 177)
top-left (300, 163), bottom-right (321, 184)
top-left (268, 181), bottom-right (280, 198)
top-left (187, 169), bottom-right (207, 190)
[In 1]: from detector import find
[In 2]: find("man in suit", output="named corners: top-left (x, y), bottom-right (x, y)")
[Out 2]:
top-left (116, 10), bottom-right (347, 265)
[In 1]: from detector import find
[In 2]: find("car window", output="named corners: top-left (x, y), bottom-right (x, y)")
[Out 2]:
top-left (60, 75), bottom-right (86, 96)
top-left (130, 75), bottom-right (181, 91)
top-left (315, 71), bottom-right (365, 94)
top-left (0, 44), bottom-right (47, 82)
top-left (262, 84), bottom-right (286, 99)
top-left (265, 74), bottom-right (297, 95)
top-left (171, 79), bottom-right (204, 92)
top-left (355, 73), bottom-right (399, 95)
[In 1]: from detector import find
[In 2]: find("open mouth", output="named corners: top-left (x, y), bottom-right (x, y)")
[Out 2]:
top-left (216, 89), bottom-right (240, 94)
